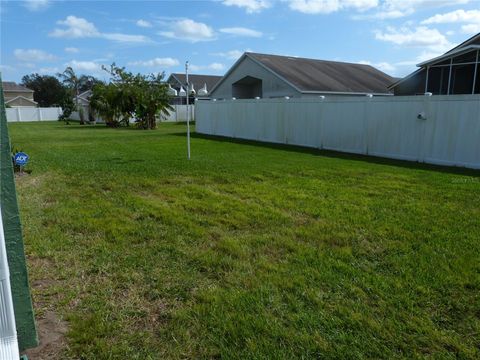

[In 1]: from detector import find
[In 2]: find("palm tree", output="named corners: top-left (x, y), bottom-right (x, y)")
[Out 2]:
top-left (58, 67), bottom-right (84, 124)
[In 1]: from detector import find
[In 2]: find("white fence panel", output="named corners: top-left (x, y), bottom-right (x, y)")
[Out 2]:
top-left (6, 107), bottom-right (62, 122)
top-left (196, 95), bottom-right (480, 170)
top-left (161, 105), bottom-right (194, 122)
top-left (366, 97), bottom-right (424, 162)
top-left (425, 97), bottom-right (480, 168)
top-left (322, 99), bottom-right (366, 154)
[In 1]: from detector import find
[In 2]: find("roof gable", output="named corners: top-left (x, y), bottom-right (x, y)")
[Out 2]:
top-left (5, 96), bottom-right (38, 105)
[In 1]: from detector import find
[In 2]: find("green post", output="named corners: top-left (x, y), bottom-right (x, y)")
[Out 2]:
top-left (0, 77), bottom-right (38, 350)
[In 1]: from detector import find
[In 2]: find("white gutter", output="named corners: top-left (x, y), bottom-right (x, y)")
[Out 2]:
top-left (0, 206), bottom-right (20, 360)
top-left (300, 90), bottom-right (393, 96)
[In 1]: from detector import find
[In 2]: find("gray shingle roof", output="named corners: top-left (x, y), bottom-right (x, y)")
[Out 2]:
top-left (2, 82), bottom-right (34, 92)
top-left (168, 74), bottom-right (222, 92)
top-left (246, 52), bottom-right (395, 94)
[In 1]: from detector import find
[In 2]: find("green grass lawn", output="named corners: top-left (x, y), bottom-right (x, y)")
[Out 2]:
top-left (9, 121), bottom-right (480, 359)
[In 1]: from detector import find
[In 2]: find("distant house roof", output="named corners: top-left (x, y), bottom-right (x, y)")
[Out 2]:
top-left (167, 73), bottom-right (222, 93)
top-left (2, 82), bottom-right (34, 92)
top-left (211, 52), bottom-right (395, 95)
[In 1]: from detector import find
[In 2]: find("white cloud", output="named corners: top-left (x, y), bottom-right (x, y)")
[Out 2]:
top-left (422, 9), bottom-right (480, 34)
top-left (128, 57), bottom-right (179, 67)
top-left (159, 19), bottom-right (215, 42)
top-left (462, 23), bottom-right (480, 34)
top-left (136, 19), bottom-right (152, 28)
top-left (21, 63), bottom-right (36, 69)
top-left (14, 48), bottom-right (56, 62)
top-left (422, 9), bottom-right (480, 24)
top-left (222, 0), bottom-right (271, 13)
top-left (102, 33), bottom-right (150, 43)
top-left (23, 0), bottom-right (50, 12)
top-left (287, 0), bottom-right (378, 14)
top-left (375, 26), bottom-right (452, 52)
top-left (50, 16), bottom-right (100, 38)
top-left (0, 65), bottom-right (14, 72)
top-left (362, 0), bottom-right (471, 19)
top-left (220, 27), bottom-right (262, 37)
top-left (214, 49), bottom-right (252, 60)
top-left (358, 60), bottom-right (396, 73)
top-left (65, 47), bottom-right (79, 53)
top-left (50, 15), bottom-right (150, 43)
top-left (394, 50), bottom-right (448, 70)
top-left (190, 63), bottom-right (226, 72)
top-left (65, 60), bottom-right (103, 73)
top-left (38, 66), bottom-right (60, 75)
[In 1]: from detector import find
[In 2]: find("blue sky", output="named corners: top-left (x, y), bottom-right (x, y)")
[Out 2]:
top-left (1, 0), bottom-right (479, 83)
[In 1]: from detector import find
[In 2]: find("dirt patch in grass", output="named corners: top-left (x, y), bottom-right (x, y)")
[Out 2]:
top-left (23, 257), bottom-right (68, 358)
top-left (22, 310), bottom-right (68, 360)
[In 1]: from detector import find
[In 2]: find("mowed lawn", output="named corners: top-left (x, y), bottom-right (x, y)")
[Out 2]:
top-left (9, 121), bottom-right (480, 359)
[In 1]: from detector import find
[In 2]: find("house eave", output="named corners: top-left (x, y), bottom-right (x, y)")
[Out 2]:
top-left (417, 45), bottom-right (480, 67)
top-left (387, 68), bottom-right (424, 90)
top-left (3, 89), bottom-right (34, 93)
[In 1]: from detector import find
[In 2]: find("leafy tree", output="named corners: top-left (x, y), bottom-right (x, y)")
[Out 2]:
top-left (90, 64), bottom-right (173, 130)
top-left (21, 73), bottom-right (68, 107)
top-left (58, 94), bottom-right (76, 125)
top-left (89, 82), bottom-right (126, 127)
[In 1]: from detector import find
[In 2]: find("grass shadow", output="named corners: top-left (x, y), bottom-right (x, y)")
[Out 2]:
top-left (184, 132), bottom-right (480, 177)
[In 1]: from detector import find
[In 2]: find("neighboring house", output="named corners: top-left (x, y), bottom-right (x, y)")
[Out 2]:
top-left (166, 73), bottom-right (223, 104)
top-left (390, 33), bottom-right (480, 95)
top-left (73, 90), bottom-right (95, 122)
top-left (74, 90), bottom-right (92, 116)
top-left (74, 90), bottom-right (92, 107)
top-left (209, 52), bottom-right (395, 99)
top-left (2, 82), bottom-right (37, 107)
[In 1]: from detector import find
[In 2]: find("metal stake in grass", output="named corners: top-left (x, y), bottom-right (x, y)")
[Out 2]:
top-left (186, 61), bottom-right (191, 160)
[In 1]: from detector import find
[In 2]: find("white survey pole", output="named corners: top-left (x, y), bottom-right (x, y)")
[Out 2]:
top-left (186, 61), bottom-right (191, 160)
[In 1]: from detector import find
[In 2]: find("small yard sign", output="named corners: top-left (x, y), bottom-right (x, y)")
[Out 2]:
top-left (14, 152), bottom-right (29, 167)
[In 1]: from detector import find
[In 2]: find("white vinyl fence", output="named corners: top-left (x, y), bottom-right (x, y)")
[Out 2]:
top-left (196, 95), bottom-right (480, 169)
top-left (70, 104), bottom-right (194, 123)
top-left (6, 107), bottom-right (62, 122)
top-left (161, 104), bottom-right (194, 122)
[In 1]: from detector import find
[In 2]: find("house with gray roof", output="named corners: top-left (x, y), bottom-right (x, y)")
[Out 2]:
top-left (389, 32), bottom-right (480, 95)
top-left (209, 52), bottom-right (395, 100)
top-left (2, 82), bottom-right (37, 107)
top-left (166, 73), bottom-right (222, 104)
